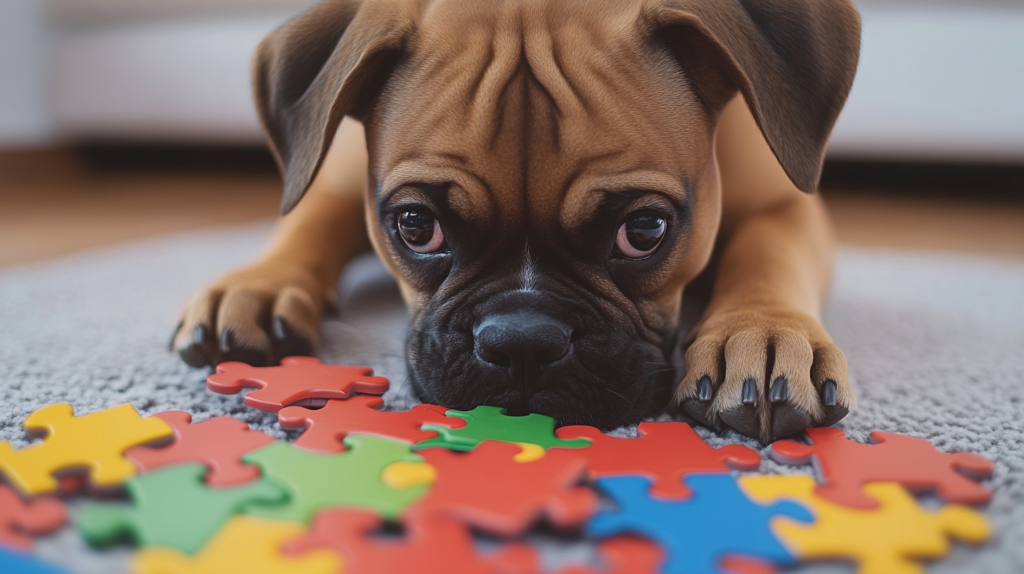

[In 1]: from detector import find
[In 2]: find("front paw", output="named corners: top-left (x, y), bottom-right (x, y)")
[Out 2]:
top-left (673, 309), bottom-right (854, 443)
top-left (171, 263), bottom-right (328, 368)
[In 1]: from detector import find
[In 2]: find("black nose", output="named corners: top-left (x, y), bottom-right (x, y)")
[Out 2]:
top-left (474, 311), bottom-right (571, 370)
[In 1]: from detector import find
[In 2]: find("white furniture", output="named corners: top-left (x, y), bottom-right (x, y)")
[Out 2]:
top-left (11, 0), bottom-right (1024, 162)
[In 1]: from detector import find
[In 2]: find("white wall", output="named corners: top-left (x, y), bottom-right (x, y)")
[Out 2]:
top-left (0, 0), bottom-right (52, 147)
top-left (830, 4), bottom-right (1024, 161)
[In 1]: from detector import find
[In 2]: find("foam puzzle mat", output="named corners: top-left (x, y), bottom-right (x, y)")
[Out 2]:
top-left (0, 358), bottom-right (995, 574)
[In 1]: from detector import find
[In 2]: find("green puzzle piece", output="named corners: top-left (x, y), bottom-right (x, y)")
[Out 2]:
top-left (416, 405), bottom-right (591, 452)
top-left (242, 434), bottom-right (428, 523)
top-left (76, 463), bottom-right (284, 554)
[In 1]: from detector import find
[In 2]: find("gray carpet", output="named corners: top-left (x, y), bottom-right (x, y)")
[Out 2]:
top-left (1, 222), bottom-right (1022, 574)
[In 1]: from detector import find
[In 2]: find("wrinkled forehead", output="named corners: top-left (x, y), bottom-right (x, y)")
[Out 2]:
top-left (368, 0), bottom-right (713, 224)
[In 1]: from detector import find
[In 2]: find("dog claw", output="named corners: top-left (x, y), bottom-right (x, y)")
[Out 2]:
top-left (741, 378), bottom-right (758, 405)
top-left (696, 376), bottom-right (713, 401)
top-left (271, 317), bottom-right (314, 360)
top-left (821, 379), bottom-right (837, 406)
top-left (815, 380), bottom-right (850, 427)
top-left (218, 329), bottom-right (270, 367)
top-left (769, 376), bottom-right (789, 403)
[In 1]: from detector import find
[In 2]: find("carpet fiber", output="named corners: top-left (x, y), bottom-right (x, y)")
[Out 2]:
top-left (1, 222), bottom-right (1022, 573)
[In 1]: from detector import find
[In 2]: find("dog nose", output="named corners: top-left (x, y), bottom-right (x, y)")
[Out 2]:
top-left (474, 311), bottom-right (571, 370)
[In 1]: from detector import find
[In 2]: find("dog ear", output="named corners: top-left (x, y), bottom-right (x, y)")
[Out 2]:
top-left (652, 0), bottom-right (860, 192)
top-left (254, 0), bottom-right (413, 213)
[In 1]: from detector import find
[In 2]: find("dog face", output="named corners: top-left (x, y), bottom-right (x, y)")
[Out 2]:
top-left (363, 1), bottom-right (721, 426)
top-left (253, 0), bottom-right (860, 428)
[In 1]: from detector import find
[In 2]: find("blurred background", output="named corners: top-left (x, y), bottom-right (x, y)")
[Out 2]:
top-left (1, 0), bottom-right (1022, 267)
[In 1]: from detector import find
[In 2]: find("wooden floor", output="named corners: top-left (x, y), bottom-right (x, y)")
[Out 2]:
top-left (2, 151), bottom-right (1023, 268)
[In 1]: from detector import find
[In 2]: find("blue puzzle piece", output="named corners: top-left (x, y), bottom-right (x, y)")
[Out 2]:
top-left (588, 474), bottom-right (814, 574)
top-left (0, 545), bottom-right (70, 574)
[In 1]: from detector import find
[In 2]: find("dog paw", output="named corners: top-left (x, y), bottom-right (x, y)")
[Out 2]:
top-left (673, 308), bottom-right (854, 443)
top-left (171, 263), bottom-right (329, 368)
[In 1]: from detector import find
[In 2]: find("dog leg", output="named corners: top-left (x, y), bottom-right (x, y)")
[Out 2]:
top-left (674, 97), bottom-right (854, 443)
top-left (172, 118), bottom-right (371, 367)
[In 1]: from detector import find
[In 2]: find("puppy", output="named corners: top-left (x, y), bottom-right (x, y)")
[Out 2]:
top-left (172, 0), bottom-right (860, 442)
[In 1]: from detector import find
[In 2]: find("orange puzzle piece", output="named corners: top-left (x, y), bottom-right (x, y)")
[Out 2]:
top-left (0, 485), bottom-right (67, 550)
top-left (770, 427), bottom-right (994, 508)
top-left (555, 422), bottom-right (761, 498)
top-left (277, 396), bottom-right (463, 453)
top-left (408, 440), bottom-right (597, 536)
top-left (126, 411), bottom-right (276, 487)
top-left (206, 357), bottom-right (389, 412)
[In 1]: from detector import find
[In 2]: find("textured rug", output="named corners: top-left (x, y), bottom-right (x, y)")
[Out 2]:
top-left (1, 222), bottom-right (1022, 574)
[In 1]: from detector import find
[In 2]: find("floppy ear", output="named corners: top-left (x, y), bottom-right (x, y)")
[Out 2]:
top-left (652, 0), bottom-right (860, 191)
top-left (254, 0), bottom-right (413, 213)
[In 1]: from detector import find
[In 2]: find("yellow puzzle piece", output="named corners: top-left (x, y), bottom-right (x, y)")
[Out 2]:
top-left (134, 516), bottom-right (341, 574)
top-left (0, 403), bottom-right (173, 496)
top-left (382, 461), bottom-right (437, 489)
top-left (740, 475), bottom-right (990, 574)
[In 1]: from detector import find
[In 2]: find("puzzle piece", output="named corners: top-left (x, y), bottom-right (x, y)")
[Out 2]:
top-left (126, 411), bottom-right (275, 487)
top-left (133, 515), bottom-right (340, 574)
top-left (555, 537), bottom-right (664, 574)
top-left (740, 474), bottom-right (990, 574)
top-left (588, 474), bottom-right (813, 574)
top-left (242, 435), bottom-right (430, 523)
top-left (284, 508), bottom-right (539, 574)
top-left (417, 405), bottom-right (591, 454)
top-left (207, 356), bottom-right (389, 412)
top-left (555, 422), bottom-right (761, 498)
top-left (719, 556), bottom-right (778, 574)
top-left (0, 404), bottom-right (174, 496)
top-left (77, 463), bottom-right (285, 554)
top-left (0, 485), bottom-right (67, 550)
top-left (408, 440), bottom-right (597, 536)
top-left (770, 427), bottom-right (994, 508)
top-left (0, 545), bottom-right (70, 574)
top-left (277, 396), bottom-right (463, 453)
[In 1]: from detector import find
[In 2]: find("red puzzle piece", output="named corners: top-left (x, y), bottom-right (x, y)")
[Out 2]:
top-left (408, 440), bottom-right (597, 536)
top-left (555, 537), bottom-right (663, 574)
top-left (277, 396), bottom-right (464, 453)
top-left (720, 556), bottom-right (778, 574)
top-left (0, 485), bottom-right (67, 550)
top-left (770, 427), bottom-right (994, 508)
top-left (125, 411), bottom-right (276, 487)
top-left (206, 356), bottom-right (389, 412)
top-left (555, 422), bottom-right (761, 498)
top-left (284, 508), bottom-right (538, 574)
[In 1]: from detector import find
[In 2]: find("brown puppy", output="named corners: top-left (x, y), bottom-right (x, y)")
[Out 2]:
top-left (172, 0), bottom-right (860, 442)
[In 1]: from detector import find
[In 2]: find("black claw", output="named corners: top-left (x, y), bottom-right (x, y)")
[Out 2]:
top-left (272, 316), bottom-right (289, 340)
top-left (741, 378), bottom-right (758, 405)
top-left (219, 329), bottom-right (233, 353)
top-left (697, 376), bottom-right (713, 401)
top-left (169, 321), bottom-right (184, 351)
top-left (177, 324), bottom-right (211, 367)
top-left (770, 376), bottom-right (789, 403)
top-left (822, 380), bottom-right (838, 406)
top-left (271, 317), bottom-right (315, 360)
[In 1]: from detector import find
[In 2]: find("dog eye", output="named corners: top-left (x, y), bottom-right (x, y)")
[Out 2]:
top-left (616, 213), bottom-right (666, 258)
top-left (397, 208), bottom-right (445, 253)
